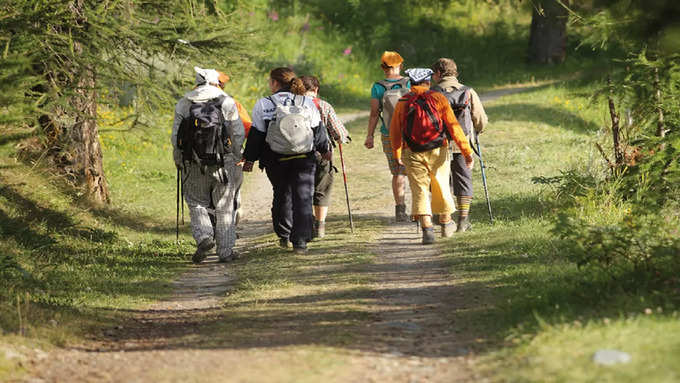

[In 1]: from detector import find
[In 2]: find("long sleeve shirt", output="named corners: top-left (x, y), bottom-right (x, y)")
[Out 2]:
top-left (389, 85), bottom-right (472, 161)
top-left (243, 91), bottom-right (329, 168)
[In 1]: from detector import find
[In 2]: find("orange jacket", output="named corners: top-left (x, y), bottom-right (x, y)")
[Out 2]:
top-left (389, 85), bottom-right (472, 160)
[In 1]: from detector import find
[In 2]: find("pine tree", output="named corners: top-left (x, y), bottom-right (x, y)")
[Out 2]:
top-left (0, 0), bottom-right (255, 204)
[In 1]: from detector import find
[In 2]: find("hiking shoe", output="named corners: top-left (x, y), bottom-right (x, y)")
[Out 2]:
top-left (395, 204), bottom-right (408, 222)
top-left (441, 221), bottom-right (457, 238)
top-left (457, 216), bottom-right (471, 233)
top-left (279, 238), bottom-right (290, 248)
top-left (218, 250), bottom-right (240, 263)
top-left (292, 241), bottom-right (308, 254)
top-left (192, 237), bottom-right (215, 264)
top-left (422, 227), bottom-right (436, 245)
top-left (312, 220), bottom-right (326, 239)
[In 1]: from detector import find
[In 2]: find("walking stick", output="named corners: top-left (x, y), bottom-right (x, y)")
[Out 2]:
top-left (176, 167), bottom-right (181, 243)
top-left (472, 131), bottom-right (494, 223)
top-left (337, 143), bottom-right (354, 233)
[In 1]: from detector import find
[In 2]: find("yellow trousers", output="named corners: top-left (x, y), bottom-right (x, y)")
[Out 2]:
top-left (402, 146), bottom-right (454, 218)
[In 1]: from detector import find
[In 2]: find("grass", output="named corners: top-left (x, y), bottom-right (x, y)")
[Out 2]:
top-left (432, 81), bottom-right (680, 381)
top-left (0, 111), bottom-right (193, 379)
top-left (1, 1), bottom-right (676, 381)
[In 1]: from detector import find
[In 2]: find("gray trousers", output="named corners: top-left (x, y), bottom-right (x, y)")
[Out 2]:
top-left (183, 161), bottom-right (242, 258)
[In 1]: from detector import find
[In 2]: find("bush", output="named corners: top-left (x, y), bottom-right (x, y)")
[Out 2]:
top-left (550, 132), bottom-right (680, 286)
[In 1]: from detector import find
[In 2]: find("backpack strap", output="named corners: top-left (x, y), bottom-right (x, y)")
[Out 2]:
top-left (212, 95), bottom-right (228, 166)
top-left (376, 77), bottom-right (410, 90)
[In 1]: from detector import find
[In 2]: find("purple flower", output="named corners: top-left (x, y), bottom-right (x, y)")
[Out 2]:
top-left (268, 11), bottom-right (279, 21)
top-left (343, 46), bottom-right (352, 55)
top-left (301, 22), bottom-right (310, 33)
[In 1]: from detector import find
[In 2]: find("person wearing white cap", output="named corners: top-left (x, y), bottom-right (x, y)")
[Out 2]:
top-left (171, 66), bottom-right (246, 263)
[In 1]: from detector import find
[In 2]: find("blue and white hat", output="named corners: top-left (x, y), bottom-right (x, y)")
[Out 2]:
top-left (405, 68), bottom-right (433, 84)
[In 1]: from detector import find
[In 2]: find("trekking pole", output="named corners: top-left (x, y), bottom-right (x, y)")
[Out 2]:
top-left (473, 131), bottom-right (494, 223)
top-left (337, 143), bottom-right (354, 233)
top-left (176, 167), bottom-right (180, 243)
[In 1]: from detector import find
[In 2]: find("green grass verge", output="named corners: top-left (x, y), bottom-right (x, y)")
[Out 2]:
top-left (437, 80), bottom-right (680, 381)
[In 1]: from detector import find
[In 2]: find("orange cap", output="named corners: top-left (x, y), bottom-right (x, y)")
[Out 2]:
top-left (217, 71), bottom-right (230, 85)
top-left (381, 51), bottom-right (404, 67)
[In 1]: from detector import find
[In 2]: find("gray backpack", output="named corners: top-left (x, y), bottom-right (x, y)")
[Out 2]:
top-left (433, 85), bottom-right (473, 136)
top-left (265, 95), bottom-right (315, 155)
top-left (377, 78), bottom-right (410, 129)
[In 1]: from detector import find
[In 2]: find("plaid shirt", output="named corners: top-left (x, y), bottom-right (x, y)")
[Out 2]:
top-left (313, 98), bottom-right (350, 144)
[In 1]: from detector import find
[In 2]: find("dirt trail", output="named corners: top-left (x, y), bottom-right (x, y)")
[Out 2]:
top-left (20, 89), bottom-right (527, 382)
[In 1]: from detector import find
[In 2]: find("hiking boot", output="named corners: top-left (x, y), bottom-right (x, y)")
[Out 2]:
top-left (312, 220), bottom-right (326, 239)
top-left (218, 250), bottom-right (240, 263)
top-left (293, 241), bottom-right (308, 254)
top-left (395, 204), bottom-right (408, 222)
top-left (192, 237), bottom-right (215, 264)
top-left (441, 221), bottom-right (457, 238)
top-left (457, 216), bottom-right (471, 233)
top-left (279, 238), bottom-right (290, 248)
top-left (422, 227), bottom-right (435, 245)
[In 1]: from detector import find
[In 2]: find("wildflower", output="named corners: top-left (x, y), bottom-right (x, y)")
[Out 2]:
top-left (268, 10), bottom-right (279, 21)
top-left (301, 22), bottom-right (310, 33)
top-left (343, 46), bottom-right (352, 56)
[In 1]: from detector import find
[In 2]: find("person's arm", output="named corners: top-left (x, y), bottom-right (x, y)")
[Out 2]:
top-left (242, 100), bottom-right (266, 171)
top-left (469, 88), bottom-right (488, 134)
top-left (438, 94), bottom-right (474, 168)
top-left (389, 100), bottom-right (406, 163)
top-left (311, 105), bottom-right (331, 159)
top-left (322, 100), bottom-right (350, 143)
top-left (222, 98), bottom-right (245, 159)
top-left (365, 83), bottom-right (382, 149)
top-left (171, 99), bottom-right (186, 167)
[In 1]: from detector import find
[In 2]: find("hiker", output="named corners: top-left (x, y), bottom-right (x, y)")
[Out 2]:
top-left (241, 67), bottom-right (331, 253)
top-left (389, 67), bottom-right (474, 244)
top-left (172, 66), bottom-right (245, 263)
top-left (431, 58), bottom-right (488, 232)
top-left (364, 51), bottom-right (411, 222)
top-left (205, 71), bottom-right (252, 236)
top-left (301, 75), bottom-right (351, 239)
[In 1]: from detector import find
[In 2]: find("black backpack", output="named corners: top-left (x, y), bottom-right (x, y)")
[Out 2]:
top-left (432, 85), bottom-right (472, 136)
top-left (177, 95), bottom-right (231, 167)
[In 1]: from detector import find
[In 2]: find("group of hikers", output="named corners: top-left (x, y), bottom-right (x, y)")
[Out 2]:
top-left (171, 50), bottom-right (487, 263)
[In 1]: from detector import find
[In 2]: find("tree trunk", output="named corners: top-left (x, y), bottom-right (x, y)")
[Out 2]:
top-left (528, 0), bottom-right (568, 64)
top-left (62, 0), bottom-right (110, 204)
top-left (69, 64), bottom-right (110, 204)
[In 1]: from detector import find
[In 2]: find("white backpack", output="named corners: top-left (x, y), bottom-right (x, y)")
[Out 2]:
top-left (265, 95), bottom-right (315, 155)
top-left (377, 78), bottom-right (410, 128)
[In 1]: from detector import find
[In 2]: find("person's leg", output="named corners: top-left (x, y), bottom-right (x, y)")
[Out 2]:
top-left (382, 134), bottom-right (408, 221)
top-left (182, 163), bottom-right (216, 263)
top-left (290, 157), bottom-right (316, 251)
top-left (213, 162), bottom-right (242, 262)
top-left (313, 157), bottom-right (334, 238)
top-left (265, 162), bottom-right (293, 243)
top-left (429, 147), bottom-right (456, 237)
top-left (392, 174), bottom-right (407, 205)
top-left (451, 154), bottom-right (474, 232)
top-left (402, 149), bottom-right (436, 244)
